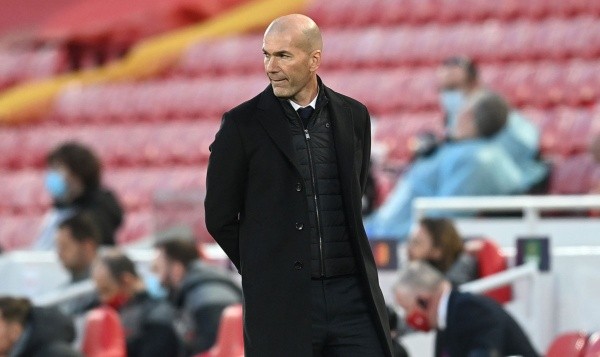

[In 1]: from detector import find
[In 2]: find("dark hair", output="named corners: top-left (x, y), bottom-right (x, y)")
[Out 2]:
top-left (99, 250), bottom-right (138, 280)
top-left (47, 142), bottom-right (101, 190)
top-left (58, 213), bottom-right (101, 246)
top-left (419, 218), bottom-right (463, 273)
top-left (0, 297), bottom-right (32, 325)
top-left (472, 91), bottom-right (509, 138)
top-left (155, 239), bottom-right (199, 270)
top-left (442, 56), bottom-right (478, 83)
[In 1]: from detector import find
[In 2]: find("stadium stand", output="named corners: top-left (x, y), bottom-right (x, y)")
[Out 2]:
top-left (81, 306), bottom-right (127, 357)
top-left (0, 0), bottom-right (599, 254)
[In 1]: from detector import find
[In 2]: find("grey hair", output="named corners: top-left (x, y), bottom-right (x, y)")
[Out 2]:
top-left (469, 90), bottom-right (509, 138)
top-left (394, 261), bottom-right (446, 295)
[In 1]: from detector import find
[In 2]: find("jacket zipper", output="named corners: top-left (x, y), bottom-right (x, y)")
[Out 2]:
top-left (299, 116), bottom-right (326, 277)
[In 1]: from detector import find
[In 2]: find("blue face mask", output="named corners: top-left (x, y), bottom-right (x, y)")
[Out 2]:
top-left (440, 90), bottom-right (465, 132)
top-left (44, 170), bottom-right (68, 200)
top-left (144, 273), bottom-right (168, 299)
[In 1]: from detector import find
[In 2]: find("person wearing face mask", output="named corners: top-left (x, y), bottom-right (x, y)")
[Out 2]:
top-left (437, 57), bottom-right (548, 193)
top-left (91, 250), bottom-right (181, 357)
top-left (34, 142), bottom-right (123, 250)
top-left (153, 238), bottom-right (242, 355)
top-left (365, 91), bottom-right (525, 240)
top-left (394, 261), bottom-right (539, 357)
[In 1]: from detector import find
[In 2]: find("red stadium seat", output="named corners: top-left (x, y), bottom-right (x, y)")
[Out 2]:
top-left (197, 304), bottom-right (244, 357)
top-left (549, 154), bottom-right (596, 195)
top-left (467, 239), bottom-right (512, 304)
top-left (82, 306), bottom-right (127, 357)
top-left (585, 332), bottom-right (600, 357)
top-left (546, 331), bottom-right (589, 357)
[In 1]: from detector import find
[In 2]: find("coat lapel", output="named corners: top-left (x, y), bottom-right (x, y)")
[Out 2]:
top-left (326, 87), bottom-right (356, 214)
top-left (255, 85), bottom-right (302, 174)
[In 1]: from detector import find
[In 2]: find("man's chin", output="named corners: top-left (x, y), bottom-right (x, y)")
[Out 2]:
top-left (272, 88), bottom-right (291, 99)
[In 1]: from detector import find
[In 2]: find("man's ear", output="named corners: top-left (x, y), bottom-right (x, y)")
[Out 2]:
top-left (309, 50), bottom-right (321, 72)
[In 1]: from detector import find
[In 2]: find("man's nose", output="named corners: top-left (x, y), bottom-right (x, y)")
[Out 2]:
top-left (265, 57), bottom-right (278, 72)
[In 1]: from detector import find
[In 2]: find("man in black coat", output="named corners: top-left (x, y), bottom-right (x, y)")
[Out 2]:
top-left (394, 261), bottom-right (540, 357)
top-left (0, 296), bottom-right (82, 357)
top-left (205, 13), bottom-right (393, 356)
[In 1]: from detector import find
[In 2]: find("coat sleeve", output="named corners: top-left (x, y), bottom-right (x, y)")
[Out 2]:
top-left (204, 113), bottom-right (247, 271)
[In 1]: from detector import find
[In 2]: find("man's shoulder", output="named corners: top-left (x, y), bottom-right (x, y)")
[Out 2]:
top-left (224, 87), bottom-right (268, 120)
top-left (324, 85), bottom-right (368, 112)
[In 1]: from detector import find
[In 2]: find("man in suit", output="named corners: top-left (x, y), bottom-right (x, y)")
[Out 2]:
top-left (205, 13), bottom-right (393, 357)
top-left (394, 261), bottom-right (539, 357)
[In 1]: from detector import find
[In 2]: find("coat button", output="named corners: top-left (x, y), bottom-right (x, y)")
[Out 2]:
top-left (325, 123), bottom-right (330, 128)
top-left (295, 222), bottom-right (303, 230)
top-left (295, 182), bottom-right (302, 192)
top-left (293, 261), bottom-right (303, 270)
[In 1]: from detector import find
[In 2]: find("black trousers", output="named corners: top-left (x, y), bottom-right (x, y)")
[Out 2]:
top-left (311, 275), bottom-right (386, 357)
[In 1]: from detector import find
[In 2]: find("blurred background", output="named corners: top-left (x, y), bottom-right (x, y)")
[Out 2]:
top-left (1, 0), bottom-right (600, 356)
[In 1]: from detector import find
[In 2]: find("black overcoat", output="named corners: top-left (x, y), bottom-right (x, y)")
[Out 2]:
top-left (205, 83), bottom-right (394, 356)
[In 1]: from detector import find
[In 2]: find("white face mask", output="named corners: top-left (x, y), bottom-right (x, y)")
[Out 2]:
top-left (440, 89), bottom-right (465, 133)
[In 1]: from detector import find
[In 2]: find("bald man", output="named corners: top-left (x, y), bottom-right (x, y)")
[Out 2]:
top-left (205, 14), bottom-right (393, 357)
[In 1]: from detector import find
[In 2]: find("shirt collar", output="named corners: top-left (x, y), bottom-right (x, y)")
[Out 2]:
top-left (437, 286), bottom-right (451, 330)
top-left (288, 88), bottom-right (318, 111)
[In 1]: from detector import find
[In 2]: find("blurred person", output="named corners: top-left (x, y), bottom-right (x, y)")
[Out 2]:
top-left (34, 142), bottom-right (123, 250)
top-left (590, 134), bottom-right (600, 193)
top-left (438, 56), bottom-right (548, 192)
top-left (0, 296), bottom-right (81, 357)
top-left (91, 250), bottom-right (181, 357)
top-left (205, 14), bottom-right (394, 356)
top-left (56, 213), bottom-right (101, 284)
top-left (407, 218), bottom-right (477, 286)
top-left (154, 239), bottom-right (241, 355)
top-left (394, 261), bottom-right (539, 357)
top-left (55, 213), bottom-right (101, 315)
top-left (364, 91), bottom-right (525, 240)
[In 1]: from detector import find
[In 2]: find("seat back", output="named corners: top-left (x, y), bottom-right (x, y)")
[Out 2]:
top-left (585, 332), bottom-right (600, 357)
top-left (201, 304), bottom-right (244, 357)
top-left (546, 331), bottom-right (589, 357)
top-left (474, 239), bottom-right (512, 304)
top-left (81, 306), bottom-right (127, 357)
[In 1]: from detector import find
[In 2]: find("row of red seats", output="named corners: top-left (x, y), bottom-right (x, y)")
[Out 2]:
top-left (0, 165), bottom-right (206, 214)
top-left (51, 75), bottom-right (266, 124)
top-left (549, 153), bottom-right (600, 195)
top-left (522, 107), bottom-right (600, 156)
top-left (0, 46), bottom-right (66, 90)
top-left (175, 16), bottom-right (600, 77)
top-left (0, 120), bottom-right (220, 170)
top-left (306, 0), bottom-right (600, 28)
top-left (51, 59), bottom-right (600, 124)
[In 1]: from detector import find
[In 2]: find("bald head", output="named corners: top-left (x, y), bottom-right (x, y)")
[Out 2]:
top-left (262, 14), bottom-right (323, 105)
top-left (264, 14), bottom-right (322, 53)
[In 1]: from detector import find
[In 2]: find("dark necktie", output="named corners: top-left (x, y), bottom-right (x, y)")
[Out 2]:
top-left (297, 106), bottom-right (314, 129)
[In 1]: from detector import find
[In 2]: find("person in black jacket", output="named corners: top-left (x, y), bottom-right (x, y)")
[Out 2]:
top-left (33, 141), bottom-right (123, 249)
top-left (91, 250), bottom-right (181, 357)
top-left (204, 14), bottom-right (394, 356)
top-left (394, 261), bottom-right (539, 357)
top-left (154, 238), bottom-right (241, 355)
top-left (0, 296), bottom-right (82, 357)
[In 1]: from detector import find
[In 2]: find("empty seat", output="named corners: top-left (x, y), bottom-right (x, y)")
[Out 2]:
top-left (546, 331), bottom-right (588, 357)
top-left (197, 304), bottom-right (244, 357)
top-left (467, 239), bottom-right (512, 304)
top-left (81, 306), bottom-right (127, 357)
top-left (549, 154), bottom-right (596, 194)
